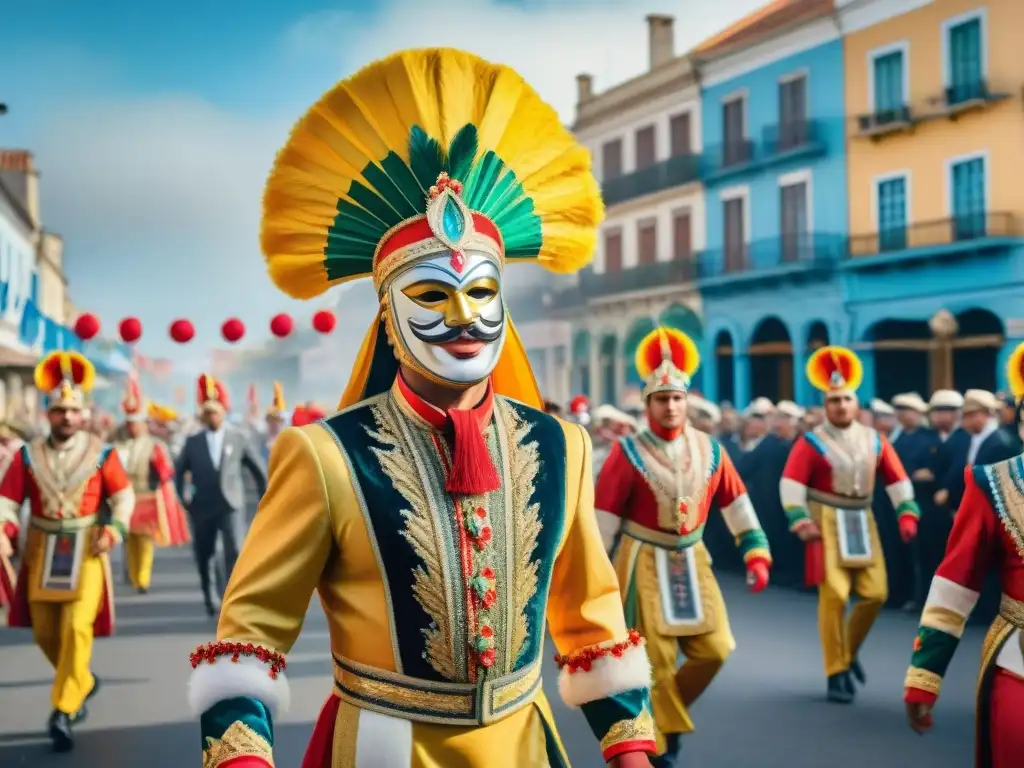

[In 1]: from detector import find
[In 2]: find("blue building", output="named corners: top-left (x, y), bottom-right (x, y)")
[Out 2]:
top-left (693, 6), bottom-right (848, 408)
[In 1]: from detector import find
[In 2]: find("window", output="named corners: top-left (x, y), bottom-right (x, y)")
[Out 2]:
top-left (877, 176), bottom-right (908, 251)
top-left (603, 230), bottom-right (623, 273)
top-left (723, 195), bottom-right (747, 272)
top-left (672, 210), bottom-right (692, 262)
top-left (635, 126), bottom-right (656, 170)
top-left (872, 48), bottom-right (906, 120)
top-left (601, 139), bottom-right (623, 180)
top-left (637, 220), bottom-right (657, 265)
top-left (947, 15), bottom-right (983, 104)
top-left (780, 180), bottom-right (809, 261)
top-left (778, 75), bottom-right (808, 150)
top-left (669, 113), bottom-right (692, 156)
top-left (30, 271), bottom-right (39, 306)
top-left (722, 97), bottom-right (748, 166)
top-left (950, 156), bottom-right (986, 239)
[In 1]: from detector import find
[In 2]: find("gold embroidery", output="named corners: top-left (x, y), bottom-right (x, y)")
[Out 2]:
top-left (27, 434), bottom-right (104, 518)
top-left (335, 664), bottom-right (474, 714)
top-left (599, 709), bottom-right (655, 752)
top-left (992, 463), bottom-right (1024, 559)
top-left (203, 721), bottom-right (274, 768)
top-left (368, 403), bottom-right (458, 681)
top-left (812, 423), bottom-right (877, 498)
top-left (903, 667), bottom-right (942, 695)
top-left (634, 426), bottom-right (711, 531)
top-left (492, 654), bottom-right (542, 709)
top-left (503, 403), bottom-right (543, 666)
top-left (920, 605), bottom-right (968, 638)
top-left (1000, 593), bottom-right (1024, 629)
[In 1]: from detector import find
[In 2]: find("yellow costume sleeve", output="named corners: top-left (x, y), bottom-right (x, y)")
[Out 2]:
top-left (188, 427), bottom-right (334, 767)
top-left (546, 422), bottom-right (656, 761)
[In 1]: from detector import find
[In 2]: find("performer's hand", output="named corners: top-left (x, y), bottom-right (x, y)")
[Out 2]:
top-left (898, 516), bottom-right (918, 544)
top-left (905, 701), bottom-right (934, 734)
top-left (91, 527), bottom-right (114, 556)
top-left (609, 752), bottom-right (653, 767)
top-left (933, 489), bottom-right (949, 506)
top-left (793, 520), bottom-right (821, 541)
top-left (911, 468), bottom-right (934, 482)
top-left (0, 531), bottom-right (12, 559)
top-left (746, 561), bottom-right (770, 593)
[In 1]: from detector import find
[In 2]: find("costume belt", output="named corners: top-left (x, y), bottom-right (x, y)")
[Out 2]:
top-left (999, 593), bottom-right (1024, 630)
top-left (332, 654), bottom-right (542, 727)
top-left (807, 489), bottom-right (871, 511)
top-left (28, 514), bottom-right (98, 534)
top-left (620, 519), bottom-right (699, 551)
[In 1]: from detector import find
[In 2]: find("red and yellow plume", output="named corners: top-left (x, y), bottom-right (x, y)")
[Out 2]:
top-left (269, 381), bottom-right (286, 414)
top-left (147, 402), bottom-right (179, 423)
top-left (569, 395), bottom-right (589, 413)
top-left (636, 327), bottom-right (700, 381)
top-left (1006, 342), bottom-right (1024, 401)
top-left (34, 351), bottom-right (95, 394)
top-left (122, 371), bottom-right (144, 416)
top-left (806, 345), bottom-right (863, 394)
top-left (196, 373), bottom-right (230, 411)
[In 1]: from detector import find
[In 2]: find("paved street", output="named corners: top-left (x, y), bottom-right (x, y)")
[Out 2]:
top-left (0, 548), bottom-right (978, 767)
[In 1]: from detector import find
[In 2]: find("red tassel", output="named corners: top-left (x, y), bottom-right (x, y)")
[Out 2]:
top-left (446, 408), bottom-right (500, 495)
top-left (804, 539), bottom-right (825, 588)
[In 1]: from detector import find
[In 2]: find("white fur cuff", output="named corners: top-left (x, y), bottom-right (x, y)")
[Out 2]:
top-left (188, 653), bottom-right (290, 719)
top-left (557, 639), bottom-right (651, 708)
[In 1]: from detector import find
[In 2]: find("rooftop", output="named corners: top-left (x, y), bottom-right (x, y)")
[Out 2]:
top-left (694, 0), bottom-right (835, 60)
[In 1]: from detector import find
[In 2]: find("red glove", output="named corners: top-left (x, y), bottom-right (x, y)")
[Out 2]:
top-left (746, 560), bottom-right (770, 593)
top-left (899, 516), bottom-right (918, 544)
top-left (609, 752), bottom-right (654, 768)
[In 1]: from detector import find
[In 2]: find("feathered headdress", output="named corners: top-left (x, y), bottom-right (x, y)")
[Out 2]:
top-left (267, 381), bottom-right (286, 417)
top-left (196, 373), bottom-right (230, 413)
top-left (569, 395), bottom-right (589, 414)
top-left (261, 48), bottom-right (602, 410)
top-left (147, 402), bottom-right (179, 424)
top-left (34, 351), bottom-right (95, 410)
top-left (806, 346), bottom-right (863, 394)
top-left (1007, 342), bottom-right (1024, 401)
top-left (122, 371), bottom-right (146, 421)
top-left (636, 327), bottom-right (700, 400)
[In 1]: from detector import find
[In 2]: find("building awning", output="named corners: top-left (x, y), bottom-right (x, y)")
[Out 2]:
top-left (0, 346), bottom-right (39, 369)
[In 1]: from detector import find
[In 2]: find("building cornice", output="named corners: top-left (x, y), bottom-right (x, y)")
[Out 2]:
top-left (835, 0), bottom-right (935, 35)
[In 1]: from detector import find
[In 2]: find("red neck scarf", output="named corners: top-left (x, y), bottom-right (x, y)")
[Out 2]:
top-left (649, 421), bottom-right (684, 441)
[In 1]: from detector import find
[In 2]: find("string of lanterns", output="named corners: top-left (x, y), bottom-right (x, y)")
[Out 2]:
top-left (72, 309), bottom-right (339, 345)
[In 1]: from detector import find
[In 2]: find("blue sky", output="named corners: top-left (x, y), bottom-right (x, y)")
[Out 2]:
top-left (0, 0), bottom-right (762, 361)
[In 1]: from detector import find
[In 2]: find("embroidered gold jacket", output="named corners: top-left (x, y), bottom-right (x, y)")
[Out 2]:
top-left (189, 380), bottom-right (655, 766)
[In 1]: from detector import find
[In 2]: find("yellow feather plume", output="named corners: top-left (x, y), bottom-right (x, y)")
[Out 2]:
top-left (271, 381), bottom-right (286, 412)
top-left (34, 351), bottom-right (95, 394)
top-left (1007, 342), bottom-right (1024, 400)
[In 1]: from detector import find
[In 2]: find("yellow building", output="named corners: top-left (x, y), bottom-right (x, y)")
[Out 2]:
top-left (838, 0), bottom-right (1024, 396)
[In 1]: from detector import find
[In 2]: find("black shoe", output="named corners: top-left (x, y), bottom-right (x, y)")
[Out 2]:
top-left (842, 671), bottom-right (856, 697)
top-left (650, 734), bottom-right (681, 768)
top-left (48, 710), bottom-right (74, 752)
top-left (87, 677), bottom-right (101, 701)
top-left (137, 587), bottom-right (149, 595)
top-left (71, 703), bottom-right (88, 724)
top-left (827, 673), bottom-right (854, 703)
top-left (850, 659), bottom-right (866, 685)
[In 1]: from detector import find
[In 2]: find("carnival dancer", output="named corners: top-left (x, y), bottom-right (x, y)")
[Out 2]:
top-left (569, 394), bottom-right (591, 426)
top-left (0, 351), bottom-right (134, 752)
top-left (0, 419), bottom-right (27, 612)
top-left (186, 49), bottom-right (656, 768)
top-left (780, 346), bottom-right (920, 704)
top-left (116, 374), bottom-right (190, 594)
top-left (594, 327), bottom-right (770, 767)
top-left (903, 342), bottom-right (1024, 766)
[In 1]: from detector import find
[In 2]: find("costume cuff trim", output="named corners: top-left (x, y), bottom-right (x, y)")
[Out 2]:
top-left (203, 720), bottom-right (275, 768)
top-left (556, 631), bottom-right (651, 708)
top-left (886, 479), bottom-right (914, 509)
top-left (904, 666), bottom-right (942, 697)
top-left (895, 499), bottom-right (921, 520)
top-left (599, 710), bottom-right (657, 760)
top-left (189, 646), bottom-right (290, 719)
top-left (0, 497), bottom-right (20, 526)
top-left (779, 478), bottom-right (807, 514)
top-left (107, 487), bottom-right (136, 531)
top-left (721, 494), bottom-right (759, 537)
top-left (785, 507), bottom-right (813, 532)
top-left (743, 548), bottom-right (772, 567)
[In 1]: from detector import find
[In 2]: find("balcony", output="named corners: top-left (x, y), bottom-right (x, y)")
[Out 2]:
top-left (702, 140), bottom-right (757, 181)
top-left (579, 258), bottom-right (696, 300)
top-left (846, 212), bottom-right (1022, 266)
top-left (695, 232), bottom-right (845, 286)
top-left (855, 105), bottom-right (914, 139)
top-left (602, 153), bottom-right (701, 207)
top-left (939, 78), bottom-right (1012, 118)
top-left (761, 119), bottom-right (826, 162)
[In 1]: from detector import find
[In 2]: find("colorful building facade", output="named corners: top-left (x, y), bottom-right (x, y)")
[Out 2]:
top-left (839, 0), bottom-right (1024, 399)
top-left (695, 2), bottom-right (850, 407)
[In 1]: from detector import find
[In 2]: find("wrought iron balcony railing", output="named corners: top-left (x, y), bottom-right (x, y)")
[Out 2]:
top-left (696, 232), bottom-right (845, 279)
top-left (846, 212), bottom-right (1021, 258)
top-left (761, 119), bottom-right (824, 156)
top-left (602, 153), bottom-right (701, 207)
top-left (856, 105), bottom-right (913, 136)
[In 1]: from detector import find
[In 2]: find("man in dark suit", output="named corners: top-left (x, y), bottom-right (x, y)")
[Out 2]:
top-left (175, 374), bottom-right (267, 615)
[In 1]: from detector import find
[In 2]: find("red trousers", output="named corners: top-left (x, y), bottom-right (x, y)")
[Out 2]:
top-left (988, 669), bottom-right (1024, 768)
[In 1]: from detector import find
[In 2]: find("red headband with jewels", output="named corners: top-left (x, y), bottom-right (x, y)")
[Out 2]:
top-left (371, 173), bottom-right (504, 292)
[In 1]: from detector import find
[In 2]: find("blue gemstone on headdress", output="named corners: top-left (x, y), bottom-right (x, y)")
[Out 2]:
top-left (830, 370), bottom-right (846, 387)
top-left (442, 196), bottom-right (465, 242)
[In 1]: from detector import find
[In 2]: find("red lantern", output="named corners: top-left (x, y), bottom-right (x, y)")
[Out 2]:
top-left (270, 313), bottom-right (293, 338)
top-left (74, 313), bottom-right (101, 341)
top-left (169, 319), bottom-right (195, 344)
top-left (312, 309), bottom-right (336, 334)
top-left (221, 318), bottom-right (246, 344)
top-left (118, 316), bottom-right (143, 344)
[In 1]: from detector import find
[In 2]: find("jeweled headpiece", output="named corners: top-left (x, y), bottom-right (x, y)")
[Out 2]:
top-left (35, 351), bottom-right (95, 411)
top-left (806, 346), bottom-right (863, 395)
top-left (635, 327), bottom-right (700, 400)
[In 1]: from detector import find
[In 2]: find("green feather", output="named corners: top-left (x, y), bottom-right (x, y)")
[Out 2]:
top-left (446, 124), bottom-right (479, 183)
top-left (363, 162), bottom-right (420, 220)
top-left (408, 126), bottom-right (445, 191)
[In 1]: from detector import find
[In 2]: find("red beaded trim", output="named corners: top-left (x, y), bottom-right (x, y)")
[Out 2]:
top-left (553, 629), bottom-right (643, 673)
top-left (190, 642), bottom-right (287, 679)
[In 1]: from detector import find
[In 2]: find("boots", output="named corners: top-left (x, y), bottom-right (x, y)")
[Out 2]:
top-left (849, 659), bottom-right (867, 686)
top-left (48, 710), bottom-right (74, 752)
top-left (827, 673), bottom-right (854, 704)
top-left (650, 734), bottom-right (682, 768)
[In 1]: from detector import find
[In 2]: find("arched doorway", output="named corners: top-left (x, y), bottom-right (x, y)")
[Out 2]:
top-left (622, 317), bottom-right (656, 387)
top-left (804, 321), bottom-right (830, 405)
top-left (660, 304), bottom-right (704, 393)
top-left (749, 317), bottom-right (794, 402)
top-left (572, 330), bottom-right (591, 397)
top-left (715, 329), bottom-right (735, 404)
top-left (599, 334), bottom-right (617, 405)
top-left (866, 318), bottom-right (931, 398)
top-left (950, 309), bottom-right (1003, 392)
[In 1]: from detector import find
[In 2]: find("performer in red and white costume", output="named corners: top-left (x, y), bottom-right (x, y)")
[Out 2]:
top-left (904, 342), bottom-right (1024, 766)
top-left (596, 326), bottom-right (771, 767)
top-left (781, 345), bottom-right (919, 704)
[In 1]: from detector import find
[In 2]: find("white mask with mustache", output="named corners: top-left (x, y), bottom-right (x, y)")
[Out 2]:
top-left (385, 250), bottom-right (507, 387)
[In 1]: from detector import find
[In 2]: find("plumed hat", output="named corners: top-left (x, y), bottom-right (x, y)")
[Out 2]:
top-left (635, 327), bottom-right (700, 400)
top-left (806, 346), bottom-right (863, 395)
top-left (267, 381), bottom-right (286, 418)
top-left (1007, 342), bottom-right (1024, 402)
top-left (122, 372), bottom-right (146, 421)
top-left (147, 402), bottom-right (179, 424)
top-left (196, 373), bottom-right (230, 413)
top-left (34, 351), bottom-right (95, 411)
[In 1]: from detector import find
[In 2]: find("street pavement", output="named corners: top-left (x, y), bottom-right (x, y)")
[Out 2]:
top-left (0, 547), bottom-right (979, 767)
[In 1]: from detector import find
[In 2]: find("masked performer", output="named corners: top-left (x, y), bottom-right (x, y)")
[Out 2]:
top-left (0, 351), bottom-right (134, 752)
top-left (595, 327), bottom-right (770, 767)
top-left (903, 343), bottom-right (1024, 766)
top-left (117, 374), bottom-right (190, 594)
top-left (781, 346), bottom-right (919, 703)
top-left (186, 48), bottom-right (656, 768)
